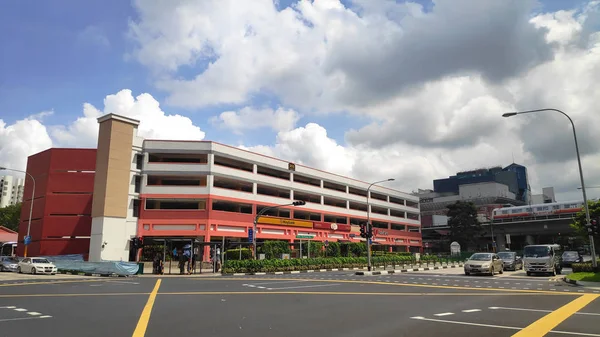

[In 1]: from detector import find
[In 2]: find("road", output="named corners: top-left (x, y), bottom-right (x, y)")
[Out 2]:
top-left (0, 268), bottom-right (598, 337)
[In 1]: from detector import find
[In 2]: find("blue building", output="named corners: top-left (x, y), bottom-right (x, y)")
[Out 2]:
top-left (433, 163), bottom-right (530, 203)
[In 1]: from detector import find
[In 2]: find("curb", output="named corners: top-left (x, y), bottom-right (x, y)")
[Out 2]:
top-left (563, 276), bottom-right (581, 286)
top-left (222, 267), bottom-right (366, 276)
top-left (58, 270), bottom-right (132, 278)
top-left (356, 264), bottom-right (464, 276)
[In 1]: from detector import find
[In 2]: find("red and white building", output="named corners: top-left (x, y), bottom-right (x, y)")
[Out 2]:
top-left (18, 113), bottom-right (422, 261)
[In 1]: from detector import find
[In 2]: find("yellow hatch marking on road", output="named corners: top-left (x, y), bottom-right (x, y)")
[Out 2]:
top-left (132, 279), bottom-right (161, 337)
top-left (0, 279), bottom-right (103, 287)
top-left (511, 294), bottom-right (599, 337)
top-left (190, 277), bottom-right (576, 295)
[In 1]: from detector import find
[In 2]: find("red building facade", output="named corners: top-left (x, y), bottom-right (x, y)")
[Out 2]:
top-left (17, 148), bottom-right (96, 258)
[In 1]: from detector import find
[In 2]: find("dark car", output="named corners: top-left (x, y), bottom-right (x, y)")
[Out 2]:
top-left (497, 251), bottom-right (522, 271)
top-left (561, 251), bottom-right (583, 268)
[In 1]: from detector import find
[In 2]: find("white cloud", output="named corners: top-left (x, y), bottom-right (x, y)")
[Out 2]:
top-left (51, 89), bottom-right (206, 148)
top-left (210, 106), bottom-right (300, 134)
top-left (0, 89), bottom-right (206, 172)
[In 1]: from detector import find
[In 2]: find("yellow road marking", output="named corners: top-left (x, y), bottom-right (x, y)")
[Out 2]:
top-left (0, 279), bottom-right (103, 287)
top-left (511, 294), bottom-right (599, 337)
top-left (189, 277), bottom-right (576, 295)
top-left (132, 279), bottom-right (161, 337)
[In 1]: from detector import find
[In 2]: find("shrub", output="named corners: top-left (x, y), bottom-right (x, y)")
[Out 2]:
top-left (225, 248), bottom-right (253, 260)
top-left (572, 262), bottom-right (597, 273)
top-left (261, 241), bottom-right (291, 259)
top-left (222, 255), bottom-right (416, 273)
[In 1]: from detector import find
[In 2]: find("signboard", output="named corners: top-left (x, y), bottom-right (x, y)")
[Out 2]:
top-left (505, 234), bottom-right (511, 244)
top-left (375, 229), bottom-right (389, 236)
top-left (450, 241), bottom-right (461, 256)
top-left (248, 229), bottom-right (253, 242)
top-left (313, 222), bottom-right (351, 232)
top-left (257, 216), bottom-right (313, 228)
top-left (296, 235), bottom-right (314, 239)
top-left (23, 236), bottom-right (31, 246)
top-left (288, 163), bottom-right (296, 171)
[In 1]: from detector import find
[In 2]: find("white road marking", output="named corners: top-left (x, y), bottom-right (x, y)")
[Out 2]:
top-left (244, 280), bottom-right (308, 286)
top-left (0, 317), bottom-right (50, 323)
top-left (39, 315), bottom-right (52, 318)
top-left (266, 283), bottom-right (340, 291)
top-left (410, 317), bottom-right (600, 336)
top-left (0, 306), bottom-right (16, 309)
top-left (462, 309), bottom-right (481, 313)
top-left (27, 312), bottom-right (41, 316)
top-left (489, 306), bottom-right (600, 316)
top-left (434, 312), bottom-right (454, 316)
top-left (14, 308), bottom-right (27, 312)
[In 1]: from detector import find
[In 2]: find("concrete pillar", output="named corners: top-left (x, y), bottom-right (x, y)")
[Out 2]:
top-left (525, 235), bottom-right (535, 245)
top-left (495, 234), bottom-right (507, 251)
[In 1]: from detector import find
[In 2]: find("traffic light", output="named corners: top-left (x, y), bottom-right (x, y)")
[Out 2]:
top-left (366, 223), bottom-right (373, 239)
top-left (590, 219), bottom-right (599, 236)
top-left (360, 223), bottom-right (367, 238)
top-left (293, 200), bottom-right (306, 206)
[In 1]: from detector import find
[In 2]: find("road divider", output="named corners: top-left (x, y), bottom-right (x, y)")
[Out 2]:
top-left (356, 264), bottom-right (464, 276)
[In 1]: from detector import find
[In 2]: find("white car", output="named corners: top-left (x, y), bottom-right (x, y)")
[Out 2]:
top-left (17, 257), bottom-right (57, 275)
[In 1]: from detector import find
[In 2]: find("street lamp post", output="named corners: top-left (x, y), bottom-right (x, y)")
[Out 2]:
top-left (366, 178), bottom-right (395, 271)
top-left (253, 200), bottom-right (306, 260)
top-left (0, 167), bottom-right (35, 258)
top-left (502, 108), bottom-right (597, 268)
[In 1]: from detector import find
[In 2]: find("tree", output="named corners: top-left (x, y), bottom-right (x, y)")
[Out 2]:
top-left (446, 201), bottom-right (482, 250)
top-left (0, 203), bottom-right (22, 232)
top-left (570, 199), bottom-right (600, 244)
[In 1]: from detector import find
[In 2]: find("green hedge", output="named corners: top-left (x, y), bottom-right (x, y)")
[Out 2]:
top-left (572, 262), bottom-right (600, 273)
top-left (225, 248), bottom-right (253, 260)
top-left (222, 255), bottom-right (430, 273)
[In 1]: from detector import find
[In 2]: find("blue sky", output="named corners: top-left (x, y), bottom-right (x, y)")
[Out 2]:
top-left (0, 0), bottom-right (587, 141)
top-left (2, 0), bottom-right (600, 202)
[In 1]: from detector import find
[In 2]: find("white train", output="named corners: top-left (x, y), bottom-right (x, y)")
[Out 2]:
top-left (492, 201), bottom-right (584, 220)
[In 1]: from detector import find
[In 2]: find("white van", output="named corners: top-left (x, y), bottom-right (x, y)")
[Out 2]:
top-left (523, 244), bottom-right (563, 276)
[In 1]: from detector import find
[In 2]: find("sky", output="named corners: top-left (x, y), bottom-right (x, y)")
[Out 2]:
top-left (1, 0), bottom-right (600, 202)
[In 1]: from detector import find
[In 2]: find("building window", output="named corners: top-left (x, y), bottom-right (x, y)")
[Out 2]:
top-left (293, 174), bottom-right (321, 187)
top-left (145, 199), bottom-right (207, 210)
top-left (390, 209), bottom-right (405, 218)
top-left (293, 210), bottom-right (321, 221)
top-left (293, 191), bottom-right (320, 204)
top-left (407, 212), bottom-right (419, 221)
top-left (134, 175), bottom-right (141, 193)
top-left (324, 215), bottom-right (347, 224)
top-left (406, 200), bottom-right (419, 209)
top-left (135, 154), bottom-right (144, 170)
top-left (133, 199), bottom-right (141, 217)
top-left (323, 181), bottom-right (346, 193)
top-left (257, 166), bottom-right (290, 180)
top-left (213, 155), bottom-right (253, 172)
top-left (256, 205), bottom-right (290, 218)
top-left (371, 192), bottom-right (387, 202)
top-left (256, 185), bottom-right (290, 199)
top-left (348, 187), bottom-right (367, 197)
top-left (213, 176), bottom-right (253, 193)
top-left (212, 200), bottom-right (252, 214)
top-left (147, 175), bottom-right (207, 186)
top-left (391, 224), bottom-right (405, 231)
top-left (372, 221), bottom-right (388, 229)
top-left (389, 196), bottom-right (405, 205)
top-left (148, 153), bottom-right (208, 164)
top-left (349, 202), bottom-right (368, 212)
top-left (323, 197), bottom-right (346, 208)
top-left (371, 205), bottom-right (388, 216)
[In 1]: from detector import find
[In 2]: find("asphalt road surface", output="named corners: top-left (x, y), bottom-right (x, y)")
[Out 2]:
top-left (0, 269), bottom-right (598, 337)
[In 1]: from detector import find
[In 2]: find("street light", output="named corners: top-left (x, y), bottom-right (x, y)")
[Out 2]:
top-left (253, 200), bottom-right (306, 260)
top-left (502, 108), bottom-right (597, 268)
top-left (0, 167), bottom-right (35, 258)
top-left (366, 178), bottom-right (395, 271)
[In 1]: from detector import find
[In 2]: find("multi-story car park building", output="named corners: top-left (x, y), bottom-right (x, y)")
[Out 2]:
top-left (0, 175), bottom-right (24, 208)
top-left (17, 113), bottom-right (422, 261)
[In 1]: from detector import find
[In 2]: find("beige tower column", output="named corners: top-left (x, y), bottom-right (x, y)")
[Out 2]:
top-left (89, 114), bottom-right (140, 262)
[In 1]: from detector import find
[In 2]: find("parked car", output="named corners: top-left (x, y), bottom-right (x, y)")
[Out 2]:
top-left (497, 251), bottom-right (522, 271)
top-left (561, 251), bottom-right (583, 268)
top-left (17, 257), bottom-right (57, 275)
top-left (464, 253), bottom-right (504, 276)
top-left (0, 256), bottom-right (19, 272)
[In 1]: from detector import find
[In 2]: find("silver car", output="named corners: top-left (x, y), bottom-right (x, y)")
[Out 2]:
top-left (0, 256), bottom-right (19, 272)
top-left (464, 253), bottom-right (504, 276)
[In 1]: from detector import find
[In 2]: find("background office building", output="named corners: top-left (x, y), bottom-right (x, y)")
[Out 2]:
top-left (0, 175), bottom-right (24, 208)
top-left (414, 165), bottom-right (537, 252)
top-left (17, 113), bottom-right (422, 261)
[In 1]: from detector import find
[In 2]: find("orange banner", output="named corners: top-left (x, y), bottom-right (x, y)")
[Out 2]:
top-left (257, 216), bottom-right (313, 228)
